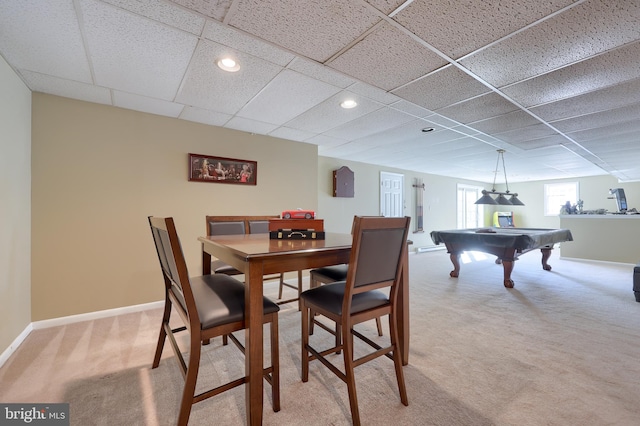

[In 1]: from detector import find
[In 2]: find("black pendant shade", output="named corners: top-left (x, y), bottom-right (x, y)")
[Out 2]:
top-left (475, 150), bottom-right (525, 206)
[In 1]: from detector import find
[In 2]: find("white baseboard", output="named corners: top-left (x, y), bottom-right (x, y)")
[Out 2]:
top-left (414, 246), bottom-right (445, 253)
top-left (0, 300), bottom-right (163, 369)
top-left (0, 322), bottom-right (33, 369)
top-left (31, 300), bottom-right (164, 330)
top-left (559, 256), bottom-right (636, 267)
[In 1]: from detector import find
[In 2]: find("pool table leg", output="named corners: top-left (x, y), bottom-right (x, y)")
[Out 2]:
top-left (449, 253), bottom-right (461, 277)
top-left (541, 247), bottom-right (553, 271)
top-left (501, 260), bottom-right (515, 288)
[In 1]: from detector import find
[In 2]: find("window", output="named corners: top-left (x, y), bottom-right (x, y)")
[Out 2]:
top-left (457, 184), bottom-right (485, 228)
top-left (544, 182), bottom-right (579, 216)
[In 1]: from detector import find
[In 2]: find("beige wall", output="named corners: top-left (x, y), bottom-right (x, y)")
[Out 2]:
top-left (31, 93), bottom-right (317, 321)
top-left (560, 215), bottom-right (640, 263)
top-left (0, 56), bottom-right (32, 352)
top-left (509, 175), bottom-right (640, 228)
top-left (317, 156), bottom-right (484, 250)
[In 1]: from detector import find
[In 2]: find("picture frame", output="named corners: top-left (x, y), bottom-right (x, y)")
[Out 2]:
top-left (189, 153), bottom-right (257, 185)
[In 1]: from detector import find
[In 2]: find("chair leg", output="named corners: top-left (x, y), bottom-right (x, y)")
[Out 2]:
top-left (389, 312), bottom-right (408, 406)
top-left (278, 273), bottom-right (285, 299)
top-left (301, 300), bottom-right (310, 382)
top-left (308, 308), bottom-right (313, 335)
top-left (177, 336), bottom-right (202, 426)
top-left (375, 317), bottom-right (383, 336)
top-left (297, 270), bottom-right (303, 310)
top-left (152, 297), bottom-right (171, 368)
top-left (309, 276), bottom-right (320, 334)
top-left (342, 322), bottom-right (361, 426)
top-left (270, 314), bottom-right (281, 412)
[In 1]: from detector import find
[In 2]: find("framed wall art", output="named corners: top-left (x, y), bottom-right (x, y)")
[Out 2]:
top-left (189, 153), bottom-right (257, 185)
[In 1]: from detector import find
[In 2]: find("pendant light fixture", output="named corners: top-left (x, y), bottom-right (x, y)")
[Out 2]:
top-left (475, 149), bottom-right (524, 206)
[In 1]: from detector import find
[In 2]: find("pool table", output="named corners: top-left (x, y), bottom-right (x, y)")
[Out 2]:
top-left (430, 227), bottom-right (573, 288)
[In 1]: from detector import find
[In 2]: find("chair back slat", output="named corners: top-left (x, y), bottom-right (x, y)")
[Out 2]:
top-left (209, 221), bottom-right (245, 236)
top-left (148, 217), bottom-right (196, 324)
top-left (354, 227), bottom-right (407, 288)
top-left (152, 227), bottom-right (180, 287)
top-left (344, 216), bottom-right (410, 305)
top-left (248, 220), bottom-right (269, 234)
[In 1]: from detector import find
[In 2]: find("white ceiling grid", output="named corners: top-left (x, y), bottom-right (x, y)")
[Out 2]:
top-left (1, 0), bottom-right (639, 182)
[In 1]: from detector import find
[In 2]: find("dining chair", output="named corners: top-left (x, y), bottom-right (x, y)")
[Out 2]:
top-left (148, 216), bottom-right (280, 426)
top-left (309, 265), bottom-right (384, 336)
top-left (249, 220), bottom-right (304, 306)
top-left (208, 220), bottom-right (246, 276)
top-left (300, 216), bottom-right (410, 426)
top-left (206, 217), bottom-right (292, 297)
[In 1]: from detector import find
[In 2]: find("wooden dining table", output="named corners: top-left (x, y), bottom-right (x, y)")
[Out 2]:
top-left (198, 232), bottom-right (410, 426)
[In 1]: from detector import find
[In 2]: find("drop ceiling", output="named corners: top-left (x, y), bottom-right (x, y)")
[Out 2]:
top-left (1, 0), bottom-right (639, 183)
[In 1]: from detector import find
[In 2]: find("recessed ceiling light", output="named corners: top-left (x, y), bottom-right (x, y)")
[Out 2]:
top-left (217, 57), bottom-right (240, 72)
top-left (421, 127), bottom-right (435, 132)
top-left (340, 99), bottom-right (357, 109)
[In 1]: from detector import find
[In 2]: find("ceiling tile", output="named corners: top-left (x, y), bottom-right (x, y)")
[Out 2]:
top-left (179, 106), bottom-right (231, 127)
top-left (348, 81), bottom-right (401, 105)
top-left (577, 118), bottom-right (640, 143)
top-left (494, 123), bottom-right (559, 144)
top-left (236, 69), bottom-right (341, 125)
top-left (175, 39), bottom-right (283, 114)
top-left (288, 57), bottom-right (355, 88)
top-left (393, 65), bottom-right (490, 110)
top-left (470, 110), bottom-right (540, 134)
top-left (169, 0), bottom-right (233, 21)
top-left (224, 116), bottom-right (279, 134)
top-left (507, 134), bottom-right (569, 150)
top-left (502, 41), bottom-right (640, 107)
top-left (284, 91), bottom-right (382, 134)
top-left (226, 0), bottom-right (382, 62)
top-left (389, 100), bottom-right (433, 118)
top-left (460, 0), bottom-right (640, 87)
top-left (202, 19), bottom-right (295, 67)
top-left (349, 118), bottom-right (444, 148)
top-left (551, 102), bottom-right (640, 133)
top-left (328, 22), bottom-right (447, 91)
top-left (21, 70), bottom-right (112, 105)
top-left (80, 0), bottom-right (198, 100)
top-left (268, 126), bottom-right (317, 142)
top-left (113, 91), bottom-right (185, 117)
top-left (364, 0), bottom-right (407, 15)
top-left (324, 106), bottom-right (416, 140)
top-left (393, 0), bottom-right (576, 59)
top-left (0, 0), bottom-right (92, 82)
top-left (582, 138), bottom-right (640, 154)
top-left (436, 92), bottom-right (519, 124)
top-left (531, 77), bottom-right (640, 122)
top-left (422, 114), bottom-right (466, 129)
top-left (102, 0), bottom-right (205, 34)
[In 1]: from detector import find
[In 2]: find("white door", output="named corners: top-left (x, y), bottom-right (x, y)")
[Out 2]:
top-left (457, 184), bottom-right (485, 228)
top-left (380, 172), bottom-right (404, 217)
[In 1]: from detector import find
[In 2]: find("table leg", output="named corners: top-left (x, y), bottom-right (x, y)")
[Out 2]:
top-left (541, 248), bottom-right (553, 271)
top-left (201, 246), bottom-right (214, 346)
top-left (501, 260), bottom-right (515, 288)
top-left (449, 253), bottom-right (461, 277)
top-left (398, 251), bottom-right (410, 366)
top-left (201, 244), bottom-right (212, 275)
top-left (245, 262), bottom-right (264, 426)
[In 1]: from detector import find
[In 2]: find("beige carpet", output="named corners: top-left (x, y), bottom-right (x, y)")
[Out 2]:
top-left (2, 249), bottom-right (640, 425)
